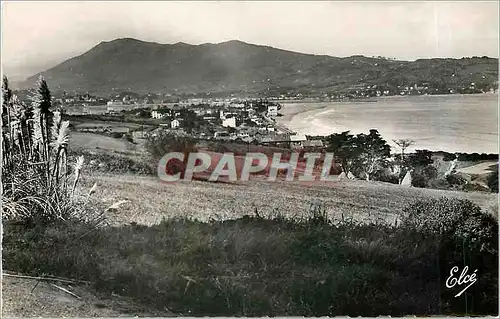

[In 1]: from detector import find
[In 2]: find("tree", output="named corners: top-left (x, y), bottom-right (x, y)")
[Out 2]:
top-left (2, 76), bottom-right (12, 119)
top-left (326, 129), bottom-right (391, 180)
top-left (33, 76), bottom-right (54, 143)
top-left (406, 149), bottom-right (433, 168)
top-left (180, 108), bottom-right (198, 133)
top-left (392, 138), bottom-right (415, 183)
top-left (406, 149), bottom-right (436, 188)
top-left (356, 129), bottom-right (391, 180)
top-left (325, 131), bottom-right (360, 175)
top-left (393, 138), bottom-right (414, 160)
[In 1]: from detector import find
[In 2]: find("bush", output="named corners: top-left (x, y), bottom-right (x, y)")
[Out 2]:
top-left (371, 171), bottom-right (399, 184)
top-left (401, 198), bottom-right (498, 313)
top-left (427, 178), bottom-right (450, 190)
top-left (446, 174), bottom-right (467, 187)
top-left (5, 208), bottom-right (498, 316)
top-left (145, 131), bottom-right (197, 161)
top-left (487, 165), bottom-right (498, 193)
top-left (411, 166), bottom-right (437, 188)
top-left (4, 201), bottom-right (498, 316)
top-left (463, 182), bottom-right (490, 192)
top-left (442, 152), bottom-right (457, 161)
top-left (401, 197), bottom-right (498, 254)
top-left (70, 149), bottom-right (154, 175)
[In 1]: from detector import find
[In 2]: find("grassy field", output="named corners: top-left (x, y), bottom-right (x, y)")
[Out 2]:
top-left (77, 172), bottom-right (498, 226)
top-left (4, 170), bottom-right (498, 317)
top-left (70, 132), bottom-right (140, 152)
top-left (456, 161), bottom-right (498, 175)
top-left (4, 193), bottom-right (498, 316)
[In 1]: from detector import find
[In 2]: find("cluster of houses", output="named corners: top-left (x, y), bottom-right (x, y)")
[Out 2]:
top-left (149, 98), bottom-right (280, 131)
top-left (139, 99), bottom-right (324, 151)
top-left (70, 95), bottom-right (326, 152)
top-left (53, 93), bottom-right (105, 107)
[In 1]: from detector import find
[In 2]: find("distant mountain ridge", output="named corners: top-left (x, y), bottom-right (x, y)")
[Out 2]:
top-left (20, 38), bottom-right (499, 95)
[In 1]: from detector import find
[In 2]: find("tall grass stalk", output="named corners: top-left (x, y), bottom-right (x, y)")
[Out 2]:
top-left (1, 76), bottom-right (92, 225)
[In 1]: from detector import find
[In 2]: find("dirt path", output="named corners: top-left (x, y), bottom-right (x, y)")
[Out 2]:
top-left (2, 274), bottom-right (173, 317)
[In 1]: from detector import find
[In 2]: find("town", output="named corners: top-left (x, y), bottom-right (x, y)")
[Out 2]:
top-left (61, 96), bottom-right (327, 152)
top-left (31, 75), bottom-right (495, 152)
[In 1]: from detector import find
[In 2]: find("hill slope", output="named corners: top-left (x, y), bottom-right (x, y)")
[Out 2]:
top-left (23, 38), bottom-right (499, 95)
top-left (78, 173), bottom-right (498, 226)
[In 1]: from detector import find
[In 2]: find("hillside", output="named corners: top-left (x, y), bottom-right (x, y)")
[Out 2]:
top-left (21, 38), bottom-right (498, 95)
top-left (77, 172), bottom-right (498, 226)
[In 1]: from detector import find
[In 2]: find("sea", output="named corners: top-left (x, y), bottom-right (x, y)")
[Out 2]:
top-left (276, 93), bottom-right (499, 154)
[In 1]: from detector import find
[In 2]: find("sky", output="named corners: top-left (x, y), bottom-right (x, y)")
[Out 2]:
top-left (1, 1), bottom-right (499, 79)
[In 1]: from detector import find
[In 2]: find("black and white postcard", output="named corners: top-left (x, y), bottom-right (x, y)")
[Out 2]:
top-left (1, 1), bottom-right (498, 317)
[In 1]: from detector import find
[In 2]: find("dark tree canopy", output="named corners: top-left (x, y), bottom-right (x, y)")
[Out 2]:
top-left (326, 129), bottom-right (391, 179)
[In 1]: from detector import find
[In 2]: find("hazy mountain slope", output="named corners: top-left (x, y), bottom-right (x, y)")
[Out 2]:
top-left (22, 38), bottom-right (498, 95)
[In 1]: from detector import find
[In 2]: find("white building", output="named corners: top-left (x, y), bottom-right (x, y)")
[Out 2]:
top-left (132, 131), bottom-right (149, 139)
top-left (151, 110), bottom-right (166, 119)
top-left (188, 98), bottom-right (203, 105)
top-left (106, 105), bottom-right (127, 113)
top-left (171, 119), bottom-right (180, 129)
top-left (107, 101), bottom-right (124, 106)
top-left (267, 105), bottom-right (278, 117)
top-left (289, 134), bottom-right (308, 149)
top-left (222, 117), bottom-right (236, 128)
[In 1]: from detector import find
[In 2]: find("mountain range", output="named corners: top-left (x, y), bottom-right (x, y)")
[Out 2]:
top-left (20, 38), bottom-right (499, 96)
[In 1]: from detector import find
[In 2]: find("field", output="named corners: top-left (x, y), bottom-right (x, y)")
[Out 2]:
top-left (66, 130), bottom-right (498, 226)
top-left (78, 172), bottom-right (498, 226)
top-left (2, 275), bottom-right (147, 317)
top-left (456, 161), bottom-right (498, 175)
top-left (4, 173), bottom-right (498, 316)
top-left (4, 156), bottom-right (498, 317)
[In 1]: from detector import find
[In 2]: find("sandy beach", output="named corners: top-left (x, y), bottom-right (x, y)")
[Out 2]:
top-left (277, 94), bottom-right (498, 154)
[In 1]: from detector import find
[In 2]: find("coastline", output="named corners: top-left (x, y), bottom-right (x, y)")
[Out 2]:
top-left (277, 91), bottom-right (498, 104)
top-left (275, 93), bottom-right (499, 155)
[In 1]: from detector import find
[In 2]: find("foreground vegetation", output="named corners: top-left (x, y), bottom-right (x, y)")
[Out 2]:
top-left (3, 197), bottom-right (498, 316)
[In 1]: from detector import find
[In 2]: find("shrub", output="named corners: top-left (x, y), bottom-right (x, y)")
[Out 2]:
top-left (463, 182), bottom-right (490, 192)
top-left (410, 172), bottom-right (427, 188)
top-left (145, 131), bottom-right (197, 161)
top-left (411, 166), bottom-right (437, 188)
top-left (487, 164), bottom-right (498, 193)
top-left (3, 205), bottom-right (498, 316)
top-left (369, 169), bottom-right (399, 184)
top-left (442, 152), bottom-right (457, 161)
top-left (401, 197), bottom-right (498, 254)
top-left (401, 198), bottom-right (498, 313)
top-left (446, 173), bottom-right (467, 187)
top-left (427, 178), bottom-right (450, 190)
top-left (70, 149), bottom-right (154, 175)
